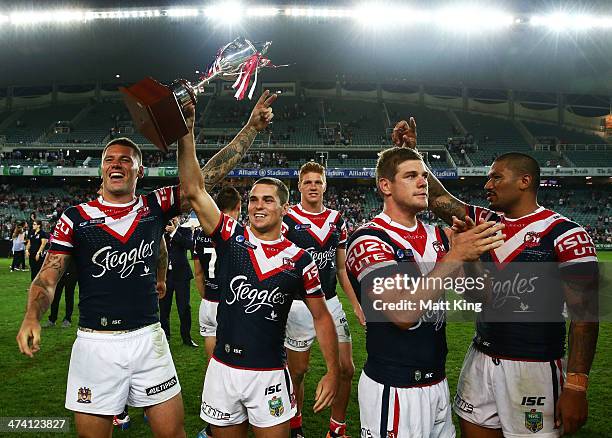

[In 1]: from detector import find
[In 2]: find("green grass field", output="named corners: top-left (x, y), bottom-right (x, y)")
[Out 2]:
top-left (2, 254), bottom-right (611, 437)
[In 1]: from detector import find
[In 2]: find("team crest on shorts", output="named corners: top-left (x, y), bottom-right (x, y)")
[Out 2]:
top-left (414, 370), bottom-right (422, 381)
top-left (77, 387), bottom-right (92, 404)
top-left (268, 396), bottom-right (285, 417)
top-left (525, 409), bottom-right (543, 433)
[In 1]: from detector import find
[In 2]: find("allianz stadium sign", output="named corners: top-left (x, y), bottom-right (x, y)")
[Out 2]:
top-left (1, 165), bottom-right (608, 178)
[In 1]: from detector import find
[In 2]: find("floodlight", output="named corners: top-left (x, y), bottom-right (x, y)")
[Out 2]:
top-left (166, 8), bottom-right (199, 18)
top-left (204, 1), bottom-right (244, 24)
top-left (247, 7), bottom-right (279, 17)
top-left (435, 7), bottom-right (513, 31)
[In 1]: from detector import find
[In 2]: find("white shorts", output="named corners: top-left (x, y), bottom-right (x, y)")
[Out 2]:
top-left (359, 371), bottom-right (455, 438)
top-left (284, 296), bottom-right (351, 352)
top-left (453, 344), bottom-right (564, 438)
top-left (201, 357), bottom-right (296, 428)
top-left (199, 299), bottom-right (219, 337)
top-left (65, 322), bottom-right (181, 415)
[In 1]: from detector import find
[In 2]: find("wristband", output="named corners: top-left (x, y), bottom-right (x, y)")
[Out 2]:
top-left (564, 373), bottom-right (589, 391)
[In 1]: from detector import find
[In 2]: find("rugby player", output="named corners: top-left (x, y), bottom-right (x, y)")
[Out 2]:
top-left (16, 94), bottom-right (274, 438)
top-left (193, 185), bottom-right (241, 438)
top-left (346, 146), bottom-right (505, 438)
top-left (177, 96), bottom-right (340, 438)
top-left (282, 162), bottom-right (364, 438)
top-left (393, 120), bottom-right (599, 437)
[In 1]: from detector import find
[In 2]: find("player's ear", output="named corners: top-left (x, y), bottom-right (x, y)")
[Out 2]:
top-left (137, 165), bottom-right (145, 179)
top-left (281, 202), bottom-right (289, 216)
top-left (519, 174), bottom-right (531, 191)
top-left (378, 178), bottom-right (392, 196)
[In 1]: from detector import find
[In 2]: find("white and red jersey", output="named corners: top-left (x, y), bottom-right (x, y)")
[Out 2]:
top-left (467, 205), bottom-right (598, 360)
top-left (346, 212), bottom-right (450, 387)
top-left (49, 186), bottom-right (181, 330)
top-left (282, 204), bottom-right (348, 300)
top-left (211, 213), bottom-right (324, 369)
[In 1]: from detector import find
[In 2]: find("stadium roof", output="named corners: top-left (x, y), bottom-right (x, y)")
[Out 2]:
top-left (2, 1), bottom-right (612, 94)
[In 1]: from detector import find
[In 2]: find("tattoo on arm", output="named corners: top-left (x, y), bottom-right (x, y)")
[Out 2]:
top-left (27, 253), bottom-right (68, 320)
top-left (201, 126), bottom-right (258, 191)
top-left (565, 276), bottom-right (599, 374)
top-left (428, 175), bottom-right (467, 225)
top-left (568, 321), bottom-right (599, 374)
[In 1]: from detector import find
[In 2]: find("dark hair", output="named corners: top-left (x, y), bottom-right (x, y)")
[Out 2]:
top-left (102, 137), bottom-right (142, 165)
top-left (376, 147), bottom-right (424, 181)
top-left (34, 220), bottom-right (43, 227)
top-left (252, 177), bottom-right (289, 205)
top-left (215, 186), bottom-right (242, 213)
top-left (495, 152), bottom-right (540, 191)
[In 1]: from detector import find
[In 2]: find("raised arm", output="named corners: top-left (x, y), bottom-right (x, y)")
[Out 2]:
top-left (201, 90), bottom-right (277, 191)
top-left (392, 119), bottom-right (468, 225)
top-left (177, 106), bottom-right (221, 236)
top-left (16, 252), bottom-right (71, 357)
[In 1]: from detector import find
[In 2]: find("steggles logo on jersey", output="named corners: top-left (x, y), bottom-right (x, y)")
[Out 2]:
top-left (491, 273), bottom-right (539, 309)
top-left (91, 239), bottom-right (155, 279)
top-left (294, 224), bottom-right (311, 230)
top-left (306, 246), bottom-right (336, 269)
top-left (228, 275), bottom-right (286, 314)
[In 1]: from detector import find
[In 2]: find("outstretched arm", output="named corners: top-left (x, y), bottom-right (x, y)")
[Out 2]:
top-left (16, 252), bottom-right (71, 357)
top-left (201, 90), bottom-right (277, 191)
top-left (392, 119), bottom-right (468, 225)
top-left (177, 106), bottom-right (221, 236)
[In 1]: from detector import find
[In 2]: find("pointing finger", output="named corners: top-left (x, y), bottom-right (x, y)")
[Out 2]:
top-left (256, 89), bottom-right (270, 106)
top-left (263, 91), bottom-right (278, 107)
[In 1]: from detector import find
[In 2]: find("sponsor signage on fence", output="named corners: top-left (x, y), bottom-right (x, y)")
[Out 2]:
top-left (458, 167), bottom-right (612, 177)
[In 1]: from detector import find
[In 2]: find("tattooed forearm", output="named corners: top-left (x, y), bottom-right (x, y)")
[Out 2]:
top-left (28, 279), bottom-right (53, 320)
top-left (567, 321), bottom-right (599, 374)
top-left (24, 253), bottom-right (68, 321)
top-left (426, 172), bottom-right (467, 225)
top-left (202, 126), bottom-right (258, 191)
top-left (38, 253), bottom-right (66, 278)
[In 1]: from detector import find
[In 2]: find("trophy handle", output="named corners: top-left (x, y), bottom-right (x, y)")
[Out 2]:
top-left (170, 79), bottom-right (198, 109)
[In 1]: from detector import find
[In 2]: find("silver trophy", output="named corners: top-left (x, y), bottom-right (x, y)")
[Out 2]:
top-left (120, 37), bottom-right (277, 151)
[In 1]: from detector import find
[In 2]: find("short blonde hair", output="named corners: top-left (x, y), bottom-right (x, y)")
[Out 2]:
top-left (299, 161), bottom-right (326, 184)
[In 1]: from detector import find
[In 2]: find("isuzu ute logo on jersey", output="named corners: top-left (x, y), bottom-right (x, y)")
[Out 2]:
top-left (91, 239), bottom-right (155, 279)
top-left (228, 275), bottom-right (286, 313)
top-left (306, 246), bottom-right (336, 269)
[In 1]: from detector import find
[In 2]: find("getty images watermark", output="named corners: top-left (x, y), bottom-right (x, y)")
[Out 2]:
top-left (360, 262), bottom-right (609, 324)
top-left (371, 274), bottom-right (485, 313)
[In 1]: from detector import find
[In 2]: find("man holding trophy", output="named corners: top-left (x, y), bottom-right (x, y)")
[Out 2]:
top-left (17, 38), bottom-right (283, 438)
